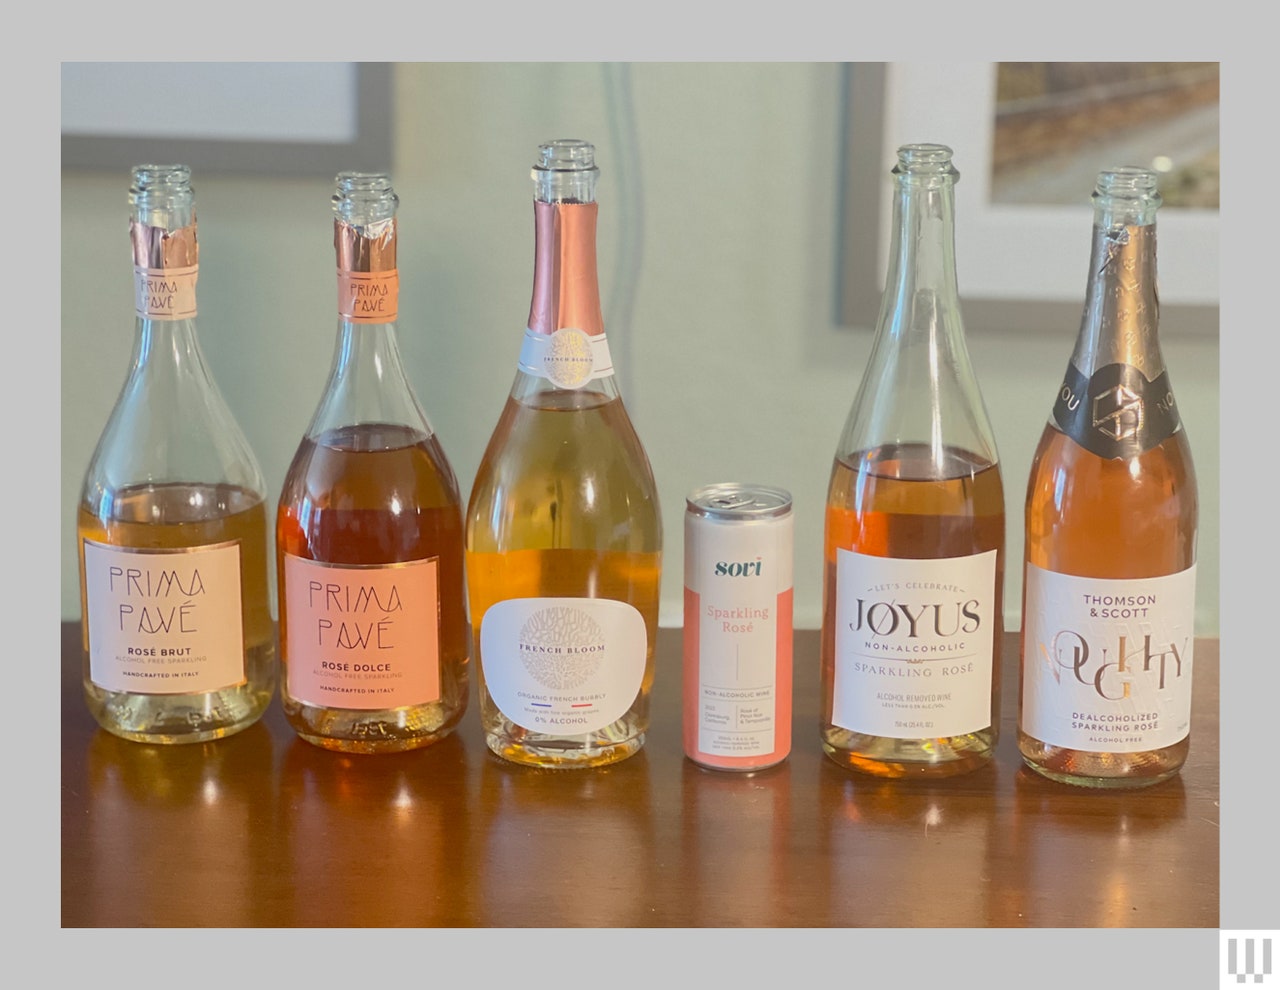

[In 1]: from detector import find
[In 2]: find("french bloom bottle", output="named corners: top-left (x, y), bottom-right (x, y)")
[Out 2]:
top-left (1019, 167), bottom-right (1198, 788)
top-left (77, 164), bottom-right (275, 743)
top-left (820, 143), bottom-right (1006, 778)
top-left (276, 172), bottom-right (468, 754)
top-left (465, 139), bottom-right (663, 769)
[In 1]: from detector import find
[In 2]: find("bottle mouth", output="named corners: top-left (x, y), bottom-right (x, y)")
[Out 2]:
top-left (1094, 166), bottom-right (1162, 202)
top-left (892, 143), bottom-right (959, 182)
top-left (532, 139), bottom-right (599, 203)
top-left (333, 172), bottom-right (399, 223)
top-left (534, 139), bottom-right (598, 173)
top-left (129, 163), bottom-right (195, 228)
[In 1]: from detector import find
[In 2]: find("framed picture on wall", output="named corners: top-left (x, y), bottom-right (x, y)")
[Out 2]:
top-left (61, 62), bottom-right (393, 177)
top-left (839, 61), bottom-right (1219, 337)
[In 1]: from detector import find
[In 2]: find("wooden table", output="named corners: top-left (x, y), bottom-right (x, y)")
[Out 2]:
top-left (60, 623), bottom-right (1218, 928)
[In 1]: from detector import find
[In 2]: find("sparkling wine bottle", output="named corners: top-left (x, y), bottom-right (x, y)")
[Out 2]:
top-left (77, 164), bottom-right (275, 744)
top-left (465, 139), bottom-right (663, 769)
top-left (820, 143), bottom-right (1006, 778)
top-left (1019, 167), bottom-right (1198, 789)
top-left (276, 172), bottom-right (468, 754)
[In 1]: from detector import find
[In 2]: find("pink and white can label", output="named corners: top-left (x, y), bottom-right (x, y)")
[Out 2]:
top-left (683, 484), bottom-right (794, 771)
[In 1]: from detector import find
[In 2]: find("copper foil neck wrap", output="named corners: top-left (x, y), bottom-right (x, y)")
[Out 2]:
top-left (527, 201), bottom-right (604, 336)
top-left (335, 216), bottom-right (397, 273)
top-left (130, 218), bottom-right (198, 270)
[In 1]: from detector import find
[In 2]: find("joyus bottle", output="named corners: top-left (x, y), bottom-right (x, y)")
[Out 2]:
top-left (820, 143), bottom-right (1006, 778)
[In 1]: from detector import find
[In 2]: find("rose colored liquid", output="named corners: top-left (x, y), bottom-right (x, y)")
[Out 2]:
top-left (277, 423), bottom-right (468, 753)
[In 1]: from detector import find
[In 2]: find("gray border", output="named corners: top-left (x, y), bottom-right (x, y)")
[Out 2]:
top-left (837, 62), bottom-right (1219, 338)
top-left (61, 63), bottom-right (393, 177)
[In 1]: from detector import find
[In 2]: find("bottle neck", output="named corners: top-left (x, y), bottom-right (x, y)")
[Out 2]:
top-left (130, 316), bottom-right (208, 376)
top-left (527, 200), bottom-right (604, 336)
top-left (879, 172), bottom-right (962, 343)
top-left (1072, 219), bottom-right (1164, 378)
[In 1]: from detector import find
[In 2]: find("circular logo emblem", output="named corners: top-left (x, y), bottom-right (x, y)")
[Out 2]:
top-left (542, 327), bottom-right (595, 389)
top-left (517, 605), bottom-right (606, 689)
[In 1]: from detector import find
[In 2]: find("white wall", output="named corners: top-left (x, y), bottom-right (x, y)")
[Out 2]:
top-left (60, 63), bottom-right (1220, 635)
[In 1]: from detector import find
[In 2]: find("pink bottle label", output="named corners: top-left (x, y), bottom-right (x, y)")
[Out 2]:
top-left (337, 270), bottom-right (399, 323)
top-left (133, 265), bottom-right (198, 320)
top-left (83, 538), bottom-right (245, 694)
top-left (283, 553), bottom-right (440, 710)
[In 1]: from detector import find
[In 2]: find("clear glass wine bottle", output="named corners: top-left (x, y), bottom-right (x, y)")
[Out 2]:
top-left (276, 172), bottom-right (468, 754)
top-left (820, 143), bottom-right (1006, 778)
top-left (1019, 167), bottom-right (1198, 789)
top-left (77, 164), bottom-right (275, 744)
top-left (465, 139), bottom-right (663, 769)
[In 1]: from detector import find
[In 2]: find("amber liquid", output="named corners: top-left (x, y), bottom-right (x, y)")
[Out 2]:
top-left (277, 423), bottom-right (468, 753)
top-left (1019, 423), bottom-right (1197, 788)
top-left (821, 442), bottom-right (1006, 777)
top-left (77, 483), bottom-right (276, 744)
top-left (465, 388), bottom-right (663, 768)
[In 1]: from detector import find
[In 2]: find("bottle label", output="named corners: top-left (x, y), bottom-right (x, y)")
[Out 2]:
top-left (283, 554), bottom-right (441, 710)
top-left (337, 269), bottom-right (399, 324)
top-left (517, 328), bottom-right (615, 388)
top-left (1021, 562), bottom-right (1195, 753)
top-left (133, 265), bottom-right (198, 320)
top-left (684, 512), bottom-right (793, 764)
top-left (1052, 361), bottom-right (1182, 459)
top-left (480, 597), bottom-right (646, 734)
top-left (832, 548), bottom-right (998, 738)
top-left (83, 539), bottom-right (245, 694)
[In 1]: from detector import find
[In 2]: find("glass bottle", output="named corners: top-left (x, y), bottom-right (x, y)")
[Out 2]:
top-left (276, 172), bottom-right (468, 754)
top-left (77, 164), bottom-right (275, 744)
top-left (820, 143), bottom-right (1006, 778)
top-left (465, 138), bottom-right (663, 769)
top-left (1019, 167), bottom-right (1198, 789)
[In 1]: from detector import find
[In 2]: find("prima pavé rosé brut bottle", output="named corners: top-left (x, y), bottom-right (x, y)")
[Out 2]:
top-left (77, 164), bottom-right (275, 744)
top-left (465, 139), bottom-right (662, 769)
top-left (276, 172), bottom-right (468, 754)
top-left (820, 144), bottom-right (1006, 779)
top-left (1019, 167), bottom-right (1198, 789)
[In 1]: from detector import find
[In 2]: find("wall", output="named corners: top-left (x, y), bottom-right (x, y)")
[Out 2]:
top-left (60, 63), bottom-right (1220, 634)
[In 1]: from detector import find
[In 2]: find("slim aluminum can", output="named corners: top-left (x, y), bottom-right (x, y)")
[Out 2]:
top-left (683, 483), bottom-right (794, 771)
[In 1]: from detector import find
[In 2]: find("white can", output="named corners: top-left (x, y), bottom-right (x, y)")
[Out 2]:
top-left (683, 484), bottom-right (794, 771)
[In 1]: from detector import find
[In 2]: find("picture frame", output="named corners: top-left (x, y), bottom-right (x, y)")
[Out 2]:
top-left (61, 62), bottom-right (393, 177)
top-left (838, 62), bottom-right (1219, 337)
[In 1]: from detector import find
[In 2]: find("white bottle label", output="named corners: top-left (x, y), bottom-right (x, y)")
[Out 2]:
top-left (517, 328), bottom-right (615, 389)
top-left (832, 548), bottom-right (997, 738)
top-left (83, 539), bottom-right (245, 694)
top-left (1021, 562), bottom-right (1195, 753)
top-left (480, 597), bottom-right (646, 734)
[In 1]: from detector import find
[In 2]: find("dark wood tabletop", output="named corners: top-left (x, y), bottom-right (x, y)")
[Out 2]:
top-left (60, 622), bottom-right (1219, 928)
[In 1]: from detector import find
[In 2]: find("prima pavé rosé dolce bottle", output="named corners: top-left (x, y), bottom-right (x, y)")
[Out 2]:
top-left (1019, 167), bottom-right (1198, 789)
top-left (465, 139), bottom-right (663, 769)
top-left (276, 172), bottom-right (468, 754)
top-left (77, 164), bottom-right (275, 744)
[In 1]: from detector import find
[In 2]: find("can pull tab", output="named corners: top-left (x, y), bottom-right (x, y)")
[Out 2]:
top-left (709, 493), bottom-right (757, 511)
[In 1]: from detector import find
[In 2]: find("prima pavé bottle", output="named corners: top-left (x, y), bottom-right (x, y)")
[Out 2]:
top-left (77, 164), bottom-right (275, 743)
top-left (276, 172), bottom-right (468, 754)
top-left (820, 143), bottom-right (1006, 778)
top-left (465, 139), bottom-right (663, 769)
top-left (1019, 167), bottom-right (1198, 789)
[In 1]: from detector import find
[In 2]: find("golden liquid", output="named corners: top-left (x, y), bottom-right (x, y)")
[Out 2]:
top-left (277, 423), bottom-right (469, 754)
top-left (465, 388), bottom-right (663, 768)
top-left (1019, 423), bottom-right (1197, 788)
top-left (821, 443), bottom-right (1006, 778)
top-left (77, 483), bottom-right (276, 744)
